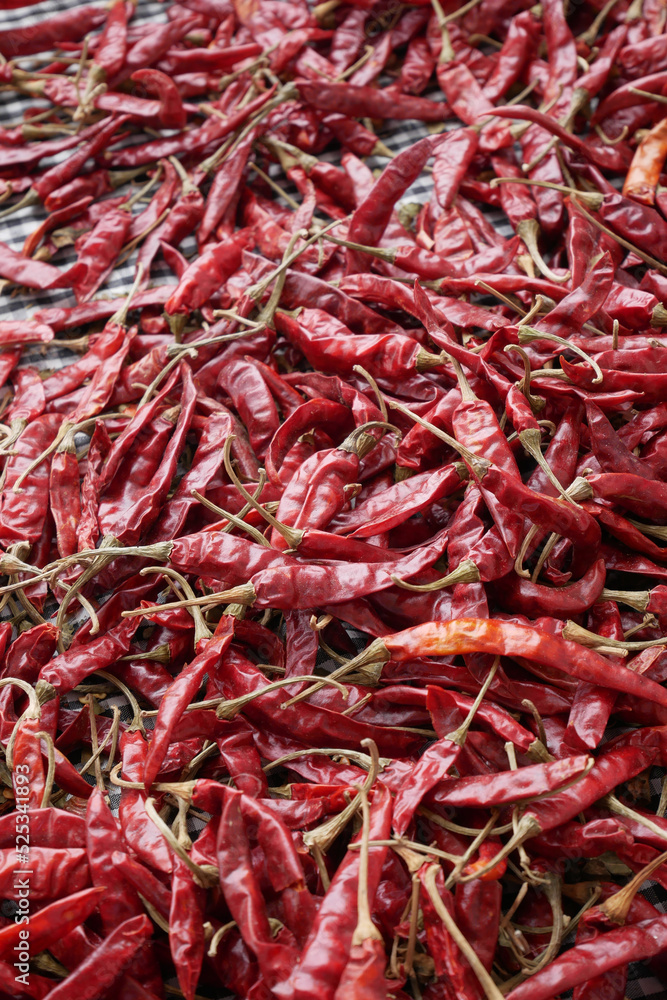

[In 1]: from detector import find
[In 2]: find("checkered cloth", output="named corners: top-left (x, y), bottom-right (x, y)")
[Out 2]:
top-left (1, 2), bottom-right (667, 997)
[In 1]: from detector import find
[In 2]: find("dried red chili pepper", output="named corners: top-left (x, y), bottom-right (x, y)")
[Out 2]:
top-left (43, 915), bottom-right (154, 1000)
top-left (0, 6), bottom-right (106, 58)
top-left (349, 619), bottom-right (667, 710)
top-left (143, 619), bottom-right (234, 788)
top-left (505, 916), bottom-right (667, 1000)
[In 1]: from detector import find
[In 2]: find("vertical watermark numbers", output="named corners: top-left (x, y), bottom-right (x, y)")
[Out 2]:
top-left (12, 765), bottom-right (31, 988)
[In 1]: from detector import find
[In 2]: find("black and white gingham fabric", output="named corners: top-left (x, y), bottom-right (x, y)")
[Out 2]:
top-left (1, 2), bottom-right (667, 997)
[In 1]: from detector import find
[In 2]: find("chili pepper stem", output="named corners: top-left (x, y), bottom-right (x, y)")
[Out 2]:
top-left (303, 739), bottom-right (379, 854)
top-left (54, 536), bottom-right (123, 635)
top-left (36, 731), bottom-right (56, 808)
top-left (257, 228), bottom-right (307, 328)
top-left (573, 200), bottom-right (667, 277)
top-left (81, 706), bottom-right (122, 776)
top-left (109, 263), bottom-right (145, 328)
top-left (566, 477), bottom-right (595, 503)
top-left (652, 303), bottom-right (667, 326)
top-left (332, 638), bottom-right (390, 679)
top-left (517, 874), bottom-right (564, 975)
top-left (456, 815), bottom-right (542, 884)
top-left (420, 805), bottom-right (514, 838)
top-left (599, 587), bottom-right (650, 612)
top-left (211, 674), bottom-right (349, 719)
top-left (430, 0), bottom-right (455, 62)
top-left (602, 850), bottom-right (667, 924)
top-left (145, 796), bottom-right (218, 888)
top-left (391, 558), bottom-right (480, 592)
top-left (122, 584), bottom-right (257, 619)
top-left (280, 640), bottom-right (389, 708)
top-left (263, 747), bottom-right (390, 775)
top-left (140, 566), bottom-right (212, 645)
top-left (221, 436), bottom-right (302, 547)
top-left (526, 738), bottom-right (554, 763)
top-left (577, 0), bottom-right (622, 45)
top-left (120, 643), bottom-right (171, 665)
top-left (518, 327), bottom-right (604, 385)
top-left (563, 620), bottom-right (667, 652)
top-left (201, 82), bottom-right (299, 175)
top-left (447, 656), bottom-right (500, 747)
top-left (341, 420), bottom-right (401, 459)
top-left (445, 810), bottom-right (501, 887)
top-left (351, 787), bottom-right (383, 946)
top-left (402, 875), bottom-right (421, 981)
top-left (207, 921), bottom-right (238, 958)
top-left (519, 429), bottom-right (571, 500)
top-left (605, 795), bottom-right (667, 845)
top-left (0, 189), bottom-right (39, 222)
top-left (191, 491), bottom-right (271, 547)
top-left (250, 215), bottom-right (350, 304)
top-left (628, 518), bottom-right (667, 541)
top-left (504, 344), bottom-right (546, 412)
top-left (167, 312), bottom-right (187, 339)
top-left (0, 418), bottom-right (27, 457)
top-left (517, 220), bottom-right (571, 284)
top-left (490, 176), bottom-right (603, 208)
top-left (387, 399), bottom-right (491, 480)
top-left (12, 422), bottom-right (70, 494)
top-left (352, 366), bottom-right (389, 421)
top-left (97, 669), bottom-right (144, 732)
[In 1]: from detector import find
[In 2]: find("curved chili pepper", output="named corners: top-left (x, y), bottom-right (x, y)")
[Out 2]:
top-left (291, 785), bottom-right (392, 1000)
top-left (130, 68), bottom-right (187, 129)
top-left (492, 557), bottom-right (606, 618)
top-left (334, 463), bottom-right (466, 538)
top-left (431, 754), bottom-right (590, 810)
top-left (119, 730), bottom-right (172, 874)
top-left (165, 232), bottom-right (248, 319)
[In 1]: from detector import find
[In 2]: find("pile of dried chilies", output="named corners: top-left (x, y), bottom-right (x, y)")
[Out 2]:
top-left (5, 0), bottom-right (667, 996)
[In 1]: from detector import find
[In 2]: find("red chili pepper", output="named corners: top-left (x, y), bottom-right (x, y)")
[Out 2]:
top-left (149, 409), bottom-right (234, 541)
top-left (215, 787), bottom-right (300, 994)
top-left (164, 856), bottom-right (204, 1000)
top-left (43, 915), bottom-right (153, 1000)
top-left (143, 619), bottom-right (234, 788)
top-left (119, 729), bottom-right (172, 874)
top-left (109, 12), bottom-right (203, 86)
top-left (506, 915), bottom-right (667, 1000)
top-left (165, 232), bottom-right (248, 319)
top-left (351, 619), bottom-right (667, 710)
top-left (291, 785), bottom-right (392, 1000)
top-left (0, 6), bottom-right (106, 57)
top-left (0, 887), bottom-right (104, 961)
top-left (0, 846), bottom-right (90, 900)
top-left (130, 68), bottom-right (187, 129)
top-left (32, 115), bottom-right (131, 208)
top-left (71, 206), bottom-right (132, 304)
top-left (492, 557), bottom-right (606, 618)
top-left (39, 617), bottom-right (141, 695)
